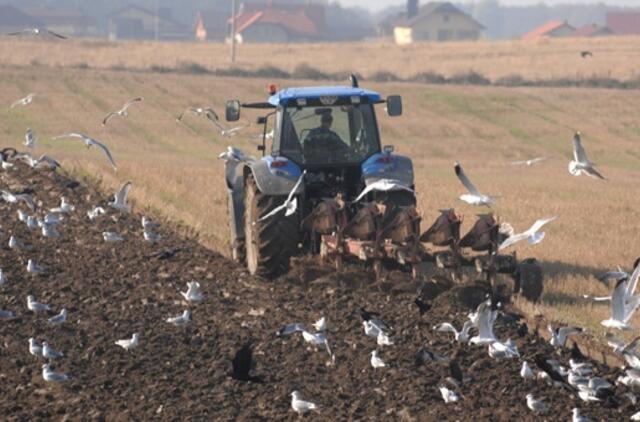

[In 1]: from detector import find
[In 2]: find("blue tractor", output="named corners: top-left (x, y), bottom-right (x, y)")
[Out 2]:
top-left (222, 76), bottom-right (420, 278)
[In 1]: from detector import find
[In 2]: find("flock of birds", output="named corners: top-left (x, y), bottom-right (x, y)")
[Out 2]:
top-left (3, 82), bottom-right (638, 418)
top-left (5, 92), bottom-right (252, 175)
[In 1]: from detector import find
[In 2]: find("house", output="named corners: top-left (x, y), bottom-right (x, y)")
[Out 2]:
top-left (230, 5), bottom-right (322, 43)
top-left (0, 5), bottom-right (43, 34)
top-left (521, 21), bottom-right (575, 41)
top-left (573, 23), bottom-right (613, 38)
top-left (22, 7), bottom-right (99, 38)
top-left (607, 12), bottom-right (640, 35)
top-left (108, 5), bottom-right (189, 41)
top-left (195, 1), bottom-right (229, 42)
top-left (387, 1), bottom-right (485, 44)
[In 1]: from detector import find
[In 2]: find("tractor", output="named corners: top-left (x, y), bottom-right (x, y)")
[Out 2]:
top-left (221, 76), bottom-right (543, 301)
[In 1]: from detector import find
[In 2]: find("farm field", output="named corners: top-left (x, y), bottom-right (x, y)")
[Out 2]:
top-left (0, 38), bottom-right (639, 338)
top-left (0, 164), bottom-right (636, 420)
top-left (1, 36), bottom-right (640, 81)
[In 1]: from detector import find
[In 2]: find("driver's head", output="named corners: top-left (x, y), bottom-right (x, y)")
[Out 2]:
top-left (320, 113), bottom-right (333, 129)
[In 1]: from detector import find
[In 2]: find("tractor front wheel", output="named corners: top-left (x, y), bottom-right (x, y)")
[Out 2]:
top-left (244, 174), bottom-right (300, 278)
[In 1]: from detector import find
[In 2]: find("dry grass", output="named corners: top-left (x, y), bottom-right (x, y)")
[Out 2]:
top-left (0, 38), bottom-right (639, 336)
top-left (1, 36), bottom-right (640, 81)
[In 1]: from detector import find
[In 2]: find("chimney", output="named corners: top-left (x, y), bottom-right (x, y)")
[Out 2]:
top-left (407, 0), bottom-right (419, 19)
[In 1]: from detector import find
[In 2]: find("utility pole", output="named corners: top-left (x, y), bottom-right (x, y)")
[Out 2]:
top-left (230, 0), bottom-right (237, 63)
top-left (154, 0), bottom-right (159, 41)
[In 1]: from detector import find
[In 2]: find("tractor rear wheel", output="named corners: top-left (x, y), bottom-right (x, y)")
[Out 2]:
top-left (244, 175), bottom-right (300, 278)
top-left (515, 258), bottom-right (543, 302)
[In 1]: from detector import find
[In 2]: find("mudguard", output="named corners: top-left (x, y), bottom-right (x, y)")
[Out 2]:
top-left (361, 152), bottom-right (414, 187)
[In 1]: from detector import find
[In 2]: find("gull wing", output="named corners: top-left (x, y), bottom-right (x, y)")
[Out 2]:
top-left (510, 160), bottom-right (527, 166)
top-left (573, 133), bottom-right (590, 164)
top-left (122, 97), bottom-right (143, 111)
top-left (454, 162), bottom-right (480, 195)
top-left (52, 132), bottom-right (86, 141)
top-left (354, 179), bottom-right (414, 202)
top-left (626, 260), bottom-right (640, 297)
top-left (583, 166), bottom-right (606, 180)
top-left (46, 29), bottom-right (67, 39)
top-left (527, 216), bottom-right (557, 235)
top-left (276, 322), bottom-right (305, 336)
top-left (286, 170), bottom-right (307, 202)
top-left (114, 181), bottom-right (132, 205)
top-left (498, 232), bottom-right (529, 251)
top-left (605, 333), bottom-right (625, 350)
top-left (102, 112), bottom-right (118, 125)
top-left (258, 203), bottom-right (286, 222)
top-left (226, 123), bottom-right (250, 135)
top-left (529, 157), bottom-right (550, 165)
top-left (89, 139), bottom-right (117, 170)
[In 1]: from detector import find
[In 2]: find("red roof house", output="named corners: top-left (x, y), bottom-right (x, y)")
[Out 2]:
top-left (231, 7), bottom-right (320, 43)
top-left (607, 12), bottom-right (640, 35)
top-left (521, 20), bottom-right (575, 41)
top-left (573, 23), bottom-right (613, 38)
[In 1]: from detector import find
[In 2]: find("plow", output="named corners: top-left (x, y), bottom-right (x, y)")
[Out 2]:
top-left (222, 76), bottom-right (543, 302)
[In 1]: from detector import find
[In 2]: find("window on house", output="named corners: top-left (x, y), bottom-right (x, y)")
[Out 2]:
top-left (443, 14), bottom-right (450, 22)
top-left (437, 29), bottom-right (453, 41)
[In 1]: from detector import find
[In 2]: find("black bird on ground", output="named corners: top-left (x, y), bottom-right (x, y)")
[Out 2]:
top-left (580, 50), bottom-right (593, 58)
top-left (358, 307), bottom-right (392, 331)
top-left (534, 354), bottom-right (571, 388)
top-left (414, 298), bottom-right (431, 316)
top-left (517, 322), bottom-right (529, 338)
top-left (571, 341), bottom-right (587, 361)
top-left (232, 343), bottom-right (262, 382)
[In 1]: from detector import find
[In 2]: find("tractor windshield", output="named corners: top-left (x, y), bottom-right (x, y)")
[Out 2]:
top-left (279, 103), bottom-right (380, 165)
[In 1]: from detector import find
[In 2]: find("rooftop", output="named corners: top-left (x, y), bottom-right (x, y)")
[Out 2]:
top-left (269, 86), bottom-right (382, 107)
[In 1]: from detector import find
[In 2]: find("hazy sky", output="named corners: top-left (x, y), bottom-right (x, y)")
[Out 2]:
top-left (339, 0), bottom-right (640, 12)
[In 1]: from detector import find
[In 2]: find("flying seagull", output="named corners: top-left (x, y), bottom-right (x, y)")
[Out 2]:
top-left (218, 146), bottom-right (247, 163)
top-left (177, 107), bottom-right (219, 124)
top-left (568, 132), bottom-right (605, 180)
top-left (605, 333), bottom-right (640, 355)
top-left (102, 97), bottom-right (143, 125)
top-left (15, 152), bottom-right (61, 170)
top-left (469, 300), bottom-right (498, 345)
top-left (209, 118), bottom-right (251, 138)
top-left (53, 133), bottom-right (117, 170)
top-left (24, 128), bottom-right (36, 148)
top-left (354, 179), bottom-right (414, 202)
top-left (10, 93), bottom-right (36, 108)
top-left (115, 333), bottom-right (140, 351)
top-left (291, 391), bottom-right (318, 415)
top-left (510, 157), bottom-right (550, 166)
top-left (601, 263), bottom-right (640, 330)
top-left (8, 28), bottom-right (66, 39)
top-left (1, 189), bottom-right (35, 211)
top-left (454, 162), bottom-right (496, 206)
top-left (548, 324), bottom-right (583, 348)
top-left (109, 181), bottom-right (132, 212)
top-left (498, 216), bottom-right (557, 251)
top-left (180, 281), bottom-right (204, 303)
top-left (433, 321), bottom-right (472, 343)
top-left (87, 207), bottom-right (106, 220)
top-left (42, 364), bottom-right (70, 382)
top-left (258, 171), bottom-right (306, 222)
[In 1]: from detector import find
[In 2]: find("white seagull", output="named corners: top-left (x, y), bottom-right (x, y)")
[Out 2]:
top-left (48, 308), bottom-right (67, 325)
top-left (370, 350), bottom-right (386, 368)
top-left (29, 338), bottom-right (43, 357)
top-left (41, 223), bottom-right (60, 238)
top-left (520, 361), bottom-right (534, 379)
top-left (1, 190), bottom-right (36, 211)
top-left (15, 152), bottom-right (61, 170)
top-left (510, 157), bottom-right (550, 166)
top-left (42, 342), bottom-right (63, 359)
top-left (10, 93), bottom-right (36, 108)
top-left (0, 268), bottom-right (6, 286)
top-left (454, 162), bottom-right (496, 206)
top-left (548, 324), bottom-right (583, 348)
top-left (166, 310), bottom-right (191, 326)
top-left (49, 197), bottom-right (75, 213)
top-left (291, 391), bottom-right (318, 415)
top-left (218, 146), bottom-right (247, 163)
top-left (488, 340), bottom-right (519, 359)
top-left (301, 330), bottom-right (333, 358)
top-left (115, 333), bottom-right (140, 351)
top-left (568, 132), bottom-right (606, 180)
top-left (143, 230), bottom-right (161, 243)
top-left (312, 316), bottom-right (326, 332)
top-left (9, 28), bottom-right (66, 39)
top-left (354, 179), bottom-right (414, 202)
top-left (141, 216), bottom-right (159, 230)
top-left (469, 300), bottom-right (498, 345)
top-left (498, 216), bottom-right (557, 251)
top-left (572, 408), bottom-right (591, 422)
top-left (210, 119), bottom-right (251, 138)
top-left (439, 385), bottom-right (460, 403)
top-left (377, 331), bottom-right (394, 346)
top-left (258, 171), bottom-right (306, 222)
top-left (433, 321), bottom-right (473, 343)
top-left (103, 232), bottom-right (124, 242)
top-left (24, 128), bottom-right (36, 148)
top-left (526, 394), bottom-right (549, 414)
top-left (601, 264), bottom-right (640, 330)
top-left (9, 235), bottom-right (23, 250)
top-left (27, 295), bottom-right (50, 312)
top-left (52, 133), bottom-right (117, 170)
top-left (177, 107), bottom-right (219, 124)
top-left (109, 181), bottom-right (132, 212)
top-left (180, 281), bottom-right (204, 303)
top-left (102, 97), bottom-right (143, 125)
top-left (42, 364), bottom-right (70, 382)
top-left (27, 259), bottom-right (45, 274)
top-left (605, 333), bottom-right (640, 355)
top-left (87, 206), bottom-right (106, 220)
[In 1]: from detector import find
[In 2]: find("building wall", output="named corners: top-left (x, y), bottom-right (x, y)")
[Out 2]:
top-left (240, 23), bottom-right (289, 43)
top-left (548, 26), bottom-right (577, 38)
top-left (411, 12), bottom-right (481, 41)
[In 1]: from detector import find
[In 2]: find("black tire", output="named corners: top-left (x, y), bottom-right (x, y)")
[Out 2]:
top-left (516, 258), bottom-right (543, 302)
top-left (228, 194), bottom-right (245, 264)
top-left (244, 174), bottom-right (300, 278)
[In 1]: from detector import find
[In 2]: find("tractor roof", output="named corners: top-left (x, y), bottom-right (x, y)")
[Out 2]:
top-left (268, 86), bottom-right (381, 107)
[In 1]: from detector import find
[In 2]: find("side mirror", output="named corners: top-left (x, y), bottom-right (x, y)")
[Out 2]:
top-left (386, 95), bottom-right (402, 117)
top-left (225, 100), bottom-right (241, 122)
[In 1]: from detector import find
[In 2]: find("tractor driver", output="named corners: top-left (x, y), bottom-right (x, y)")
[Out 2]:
top-left (303, 112), bottom-right (349, 161)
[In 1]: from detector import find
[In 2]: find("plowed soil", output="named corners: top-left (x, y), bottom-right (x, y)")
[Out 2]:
top-left (0, 161), bottom-right (637, 421)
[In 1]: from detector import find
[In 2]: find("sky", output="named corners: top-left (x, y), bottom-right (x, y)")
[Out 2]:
top-left (339, 0), bottom-right (640, 12)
